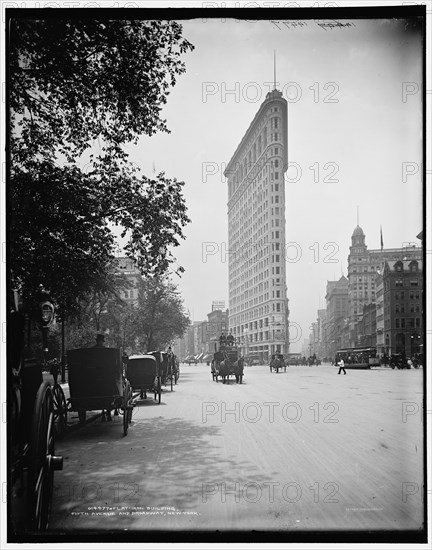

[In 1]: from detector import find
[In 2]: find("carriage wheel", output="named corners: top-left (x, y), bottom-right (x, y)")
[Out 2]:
top-left (123, 381), bottom-right (131, 436)
top-left (78, 410), bottom-right (86, 425)
top-left (29, 382), bottom-right (63, 530)
top-left (52, 385), bottom-right (67, 439)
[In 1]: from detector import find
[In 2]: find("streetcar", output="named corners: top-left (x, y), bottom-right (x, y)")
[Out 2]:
top-left (334, 347), bottom-right (380, 369)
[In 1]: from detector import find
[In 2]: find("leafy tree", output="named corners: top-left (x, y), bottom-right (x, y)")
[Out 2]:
top-left (134, 276), bottom-right (190, 352)
top-left (59, 261), bottom-right (132, 349)
top-left (9, 18), bottom-right (194, 312)
top-left (10, 19), bottom-right (194, 165)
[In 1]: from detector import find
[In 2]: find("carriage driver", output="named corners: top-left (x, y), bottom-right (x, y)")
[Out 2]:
top-left (226, 330), bottom-right (235, 346)
top-left (93, 333), bottom-right (105, 347)
top-left (219, 332), bottom-right (227, 347)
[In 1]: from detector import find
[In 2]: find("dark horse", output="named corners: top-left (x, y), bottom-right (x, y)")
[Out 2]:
top-left (219, 353), bottom-right (245, 384)
top-left (233, 356), bottom-right (245, 384)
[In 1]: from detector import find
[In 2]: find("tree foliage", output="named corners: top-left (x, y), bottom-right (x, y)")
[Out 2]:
top-left (9, 18), bottom-right (194, 312)
top-left (133, 276), bottom-right (190, 352)
top-left (10, 19), bottom-right (194, 165)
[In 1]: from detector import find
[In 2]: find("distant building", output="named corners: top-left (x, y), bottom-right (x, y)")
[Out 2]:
top-left (375, 272), bottom-right (385, 354)
top-left (360, 303), bottom-right (377, 348)
top-left (207, 308), bottom-right (229, 353)
top-left (309, 322), bottom-right (319, 357)
top-left (116, 256), bottom-right (141, 307)
top-left (324, 276), bottom-right (348, 358)
top-left (316, 309), bottom-right (327, 358)
top-left (172, 336), bottom-right (187, 360)
top-left (301, 337), bottom-right (310, 358)
top-left (186, 325), bottom-right (195, 357)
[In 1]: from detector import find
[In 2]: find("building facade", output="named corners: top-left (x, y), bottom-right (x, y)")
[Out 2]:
top-left (224, 89), bottom-right (290, 362)
top-left (375, 272), bottom-right (385, 354)
top-left (207, 308), bottom-right (229, 353)
top-left (324, 276), bottom-right (349, 358)
top-left (116, 256), bottom-right (141, 307)
top-left (347, 225), bottom-right (422, 347)
top-left (383, 259), bottom-right (423, 356)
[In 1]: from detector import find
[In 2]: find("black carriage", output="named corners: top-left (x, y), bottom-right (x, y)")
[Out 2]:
top-left (126, 354), bottom-right (161, 403)
top-left (67, 347), bottom-right (133, 436)
top-left (9, 312), bottom-right (64, 534)
top-left (211, 346), bottom-right (244, 384)
top-left (269, 354), bottom-right (287, 373)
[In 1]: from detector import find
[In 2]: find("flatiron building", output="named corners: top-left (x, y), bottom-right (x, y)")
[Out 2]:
top-left (224, 89), bottom-right (290, 361)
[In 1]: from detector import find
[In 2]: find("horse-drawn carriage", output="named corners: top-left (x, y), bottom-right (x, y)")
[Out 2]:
top-left (67, 347), bottom-right (134, 436)
top-left (165, 353), bottom-right (180, 388)
top-left (211, 346), bottom-right (244, 384)
top-left (269, 354), bottom-right (287, 373)
top-left (126, 354), bottom-right (161, 403)
top-left (9, 309), bottom-right (64, 534)
top-left (149, 351), bottom-right (179, 392)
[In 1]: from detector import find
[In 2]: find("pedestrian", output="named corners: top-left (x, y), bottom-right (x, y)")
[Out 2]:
top-left (338, 358), bottom-right (346, 375)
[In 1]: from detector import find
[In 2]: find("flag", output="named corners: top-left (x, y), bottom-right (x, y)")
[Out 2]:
top-left (380, 225), bottom-right (383, 251)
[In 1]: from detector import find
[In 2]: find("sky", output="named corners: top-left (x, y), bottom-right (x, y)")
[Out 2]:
top-left (121, 16), bottom-right (423, 351)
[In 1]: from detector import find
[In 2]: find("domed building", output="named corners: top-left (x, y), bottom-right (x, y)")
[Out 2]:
top-left (347, 225), bottom-right (422, 350)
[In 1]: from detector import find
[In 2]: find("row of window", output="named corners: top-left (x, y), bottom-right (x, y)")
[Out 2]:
top-left (393, 279), bottom-right (419, 287)
top-left (231, 297), bottom-right (285, 314)
top-left (394, 260), bottom-right (419, 272)
top-left (231, 302), bottom-right (283, 326)
top-left (231, 331), bottom-right (285, 343)
top-left (229, 147), bottom-right (281, 208)
top-left (230, 115), bottom-right (281, 190)
top-left (394, 318), bottom-right (421, 328)
top-left (395, 304), bottom-right (422, 313)
top-left (394, 291), bottom-right (421, 300)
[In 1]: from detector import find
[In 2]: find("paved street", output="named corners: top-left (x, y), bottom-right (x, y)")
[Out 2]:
top-left (49, 363), bottom-right (424, 533)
